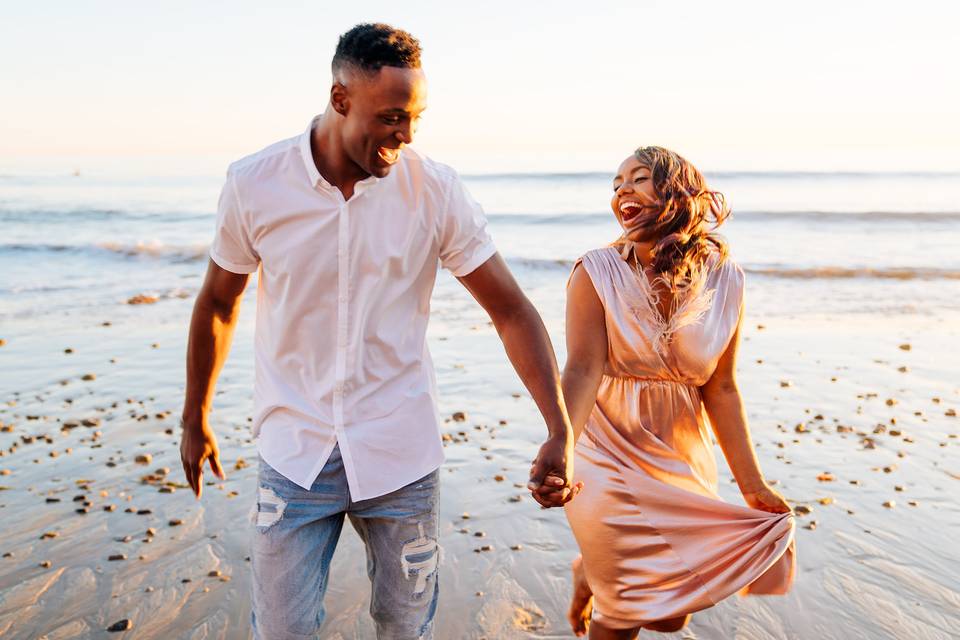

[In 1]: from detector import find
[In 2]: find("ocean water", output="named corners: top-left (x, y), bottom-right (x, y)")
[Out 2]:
top-left (2, 165), bottom-right (959, 327)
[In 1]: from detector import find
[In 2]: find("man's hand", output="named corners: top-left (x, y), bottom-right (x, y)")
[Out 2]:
top-left (179, 420), bottom-right (226, 499)
top-left (527, 433), bottom-right (582, 508)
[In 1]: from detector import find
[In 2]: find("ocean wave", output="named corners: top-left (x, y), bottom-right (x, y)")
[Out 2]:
top-left (745, 266), bottom-right (960, 280)
top-left (464, 170), bottom-right (960, 181)
top-left (1, 241), bottom-right (210, 262)
top-left (487, 210), bottom-right (960, 224)
top-left (506, 257), bottom-right (960, 281)
top-left (0, 207), bottom-right (209, 223)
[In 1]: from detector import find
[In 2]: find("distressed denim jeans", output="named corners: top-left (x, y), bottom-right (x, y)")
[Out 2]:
top-left (250, 446), bottom-right (440, 639)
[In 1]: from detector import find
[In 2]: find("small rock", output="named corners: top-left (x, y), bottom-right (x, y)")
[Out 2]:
top-left (885, 398), bottom-right (898, 407)
top-left (145, 528), bottom-right (156, 537)
top-left (794, 505), bottom-right (813, 515)
top-left (40, 560), bottom-right (52, 568)
top-left (234, 458), bottom-right (248, 470)
top-left (817, 497), bottom-right (834, 506)
top-left (134, 454), bottom-right (153, 465)
top-left (109, 554), bottom-right (127, 561)
top-left (898, 343), bottom-right (911, 351)
top-left (208, 570), bottom-right (222, 577)
top-left (473, 531), bottom-right (486, 537)
top-left (779, 380), bottom-right (793, 388)
top-left (107, 619), bottom-right (133, 632)
top-left (883, 500), bottom-right (896, 508)
top-left (510, 544), bottom-right (523, 551)
top-left (947, 409), bottom-right (957, 418)
top-left (81, 373), bottom-right (96, 381)
top-left (451, 411), bottom-right (467, 422)
top-left (40, 531), bottom-right (59, 540)
top-left (127, 294), bottom-right (158, 305)
top-left (104, 504), bottom-right (117, 512)
top-left (493, 474), bottom-right (505, 482)
top-left (816, 472), bottom-right (835, 482)
top-left (169, 519), bottom-right (183, 526)
top-left (804, 521), bottom-right (818, 530)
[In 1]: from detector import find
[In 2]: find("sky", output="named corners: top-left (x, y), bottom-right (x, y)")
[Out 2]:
top-left (1, 0), bottom-right (959, 173)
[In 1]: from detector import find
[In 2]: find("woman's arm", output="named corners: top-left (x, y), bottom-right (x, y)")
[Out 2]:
top-left (561, 265), bottom-right (609, 442)
top-left (701, 310), bottom-right (791, 513)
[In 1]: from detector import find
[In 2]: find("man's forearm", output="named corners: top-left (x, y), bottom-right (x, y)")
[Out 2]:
top-left (491, 301), bottom-right (572, 438)
top-left (182, 295), bottom-right (242, 429)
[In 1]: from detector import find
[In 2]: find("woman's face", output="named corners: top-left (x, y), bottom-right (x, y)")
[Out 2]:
top-left (611, 155), bottom-right (659, 242)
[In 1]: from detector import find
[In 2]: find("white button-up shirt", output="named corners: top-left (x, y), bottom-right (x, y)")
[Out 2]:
top-left (209, 117), bottom-right (496, 500)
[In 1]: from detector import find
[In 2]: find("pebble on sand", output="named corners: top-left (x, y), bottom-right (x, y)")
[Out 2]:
top-left (134, 454), bottom-right (153, 464)
top-left (883, 500), bottom-right (896, 508)
top-left (451, 411), bottom-right (467, 422)
top-left (816, 472), bottom-right (835, 482)
top-left (107, 619), bottom-right (133, 632)
top-left (109, 554), bottom-right (127, 561)
top-left (81, 373), bottom-right (96, 381)
top-left (898, 343), bottom-right (911, 351)
top-left (169, 518), bottom-right (183, 526)
top-left (127, 294), bottom-right (158, 305)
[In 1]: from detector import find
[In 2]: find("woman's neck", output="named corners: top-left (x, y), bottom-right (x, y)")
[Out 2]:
top-left (628, 240), bottom-right (656, 269)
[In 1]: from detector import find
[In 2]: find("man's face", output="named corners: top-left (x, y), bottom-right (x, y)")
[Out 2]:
top-left (337, 66), bottom-right (427, 178)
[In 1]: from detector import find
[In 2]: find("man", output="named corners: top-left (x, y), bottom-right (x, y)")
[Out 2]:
top-left (180, 23), bottom-right (578, 639)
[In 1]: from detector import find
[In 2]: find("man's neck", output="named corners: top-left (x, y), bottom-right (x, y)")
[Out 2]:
top-left (310, 112), bottom-right (370, 200)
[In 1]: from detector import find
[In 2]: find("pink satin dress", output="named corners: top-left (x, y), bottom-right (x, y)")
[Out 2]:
top-left (564, 247), bottom-right (795, 629)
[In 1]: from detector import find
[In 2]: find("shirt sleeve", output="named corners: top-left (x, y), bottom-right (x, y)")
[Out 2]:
top-left (438, 173), bottom-right (497, 277)
top-left (209, 171), bottom-right (260, 274)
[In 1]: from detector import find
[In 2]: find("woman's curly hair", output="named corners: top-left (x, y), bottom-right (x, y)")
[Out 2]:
top-left (615, 146), bottom-right (731, 289)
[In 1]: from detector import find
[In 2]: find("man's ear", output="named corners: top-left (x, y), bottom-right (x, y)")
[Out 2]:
top-left (330, 82), bottom-right (349, 117)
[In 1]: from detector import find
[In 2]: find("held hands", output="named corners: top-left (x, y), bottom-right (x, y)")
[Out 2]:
top-left (742, 481), bottom-right (792, 514)
top-left (179, 419), bottom-right (226, 499)
top-left (527, 434), bottom-right (583, 508)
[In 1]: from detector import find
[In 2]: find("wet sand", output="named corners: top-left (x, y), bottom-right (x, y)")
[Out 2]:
top-left (1, 274), bottom-right (958, 639)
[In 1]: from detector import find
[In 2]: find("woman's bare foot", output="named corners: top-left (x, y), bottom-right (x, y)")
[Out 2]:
top-left (568, 555), bottom-right (594, 637)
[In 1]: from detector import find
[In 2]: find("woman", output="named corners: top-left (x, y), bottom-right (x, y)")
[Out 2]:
top-left (560, 146), bottom-right (795, 638)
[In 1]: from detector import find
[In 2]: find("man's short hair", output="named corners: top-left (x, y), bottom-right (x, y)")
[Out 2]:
top-left (332, 23), bottom-right (422, 76)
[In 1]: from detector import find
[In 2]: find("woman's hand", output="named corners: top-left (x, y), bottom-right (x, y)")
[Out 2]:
top-left (742, 483), bottom-right (791, 514)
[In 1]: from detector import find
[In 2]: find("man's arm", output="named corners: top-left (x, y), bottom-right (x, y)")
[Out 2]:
top-left (457, 253), bottom-right (579, 507)
top-left (180, 259), bottom-right (250, 498)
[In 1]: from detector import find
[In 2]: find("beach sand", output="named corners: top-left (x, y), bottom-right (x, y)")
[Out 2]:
top-left (1, 272), bottom-right (958, 640)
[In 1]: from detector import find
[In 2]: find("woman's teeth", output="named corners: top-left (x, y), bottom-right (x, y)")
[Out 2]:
top-left (619, 202), bottom-right (643, 220)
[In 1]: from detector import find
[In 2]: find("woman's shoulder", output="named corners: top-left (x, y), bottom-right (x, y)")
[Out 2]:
top-left (578, 246), bottom-right (622, 268)
top-left (569, 246), bottom-right (623, 293)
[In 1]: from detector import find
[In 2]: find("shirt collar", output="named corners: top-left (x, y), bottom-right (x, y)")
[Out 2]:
top-left (299, 115), bottom-right (383, 195)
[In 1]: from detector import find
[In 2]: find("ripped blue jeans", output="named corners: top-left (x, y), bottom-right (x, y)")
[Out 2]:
top-left (250, 446), bottom-right (440, 640)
